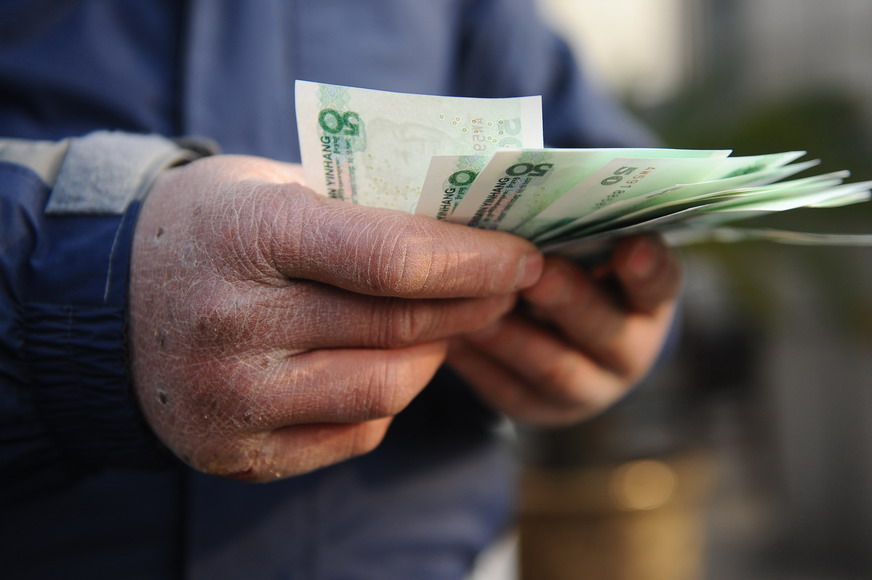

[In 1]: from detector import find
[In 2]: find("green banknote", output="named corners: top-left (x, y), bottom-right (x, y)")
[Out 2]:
top-left (515, 152), bottom-right (807, 239)
top-left (683, 178), bottom-right (872, 222)
top-left (665, 227), bottom-right (872, 247)
top-left (574, 157), bottom-right (821, 228)
top-left (444, 148), bottom-right (730, 231)
top-left (527, 152), bottom-right (809, 243)
top-left (295, 82), bottom-right (872, 252)
top-left (413, 154), bottom-right (490, 219)
top-left (541, 175), bottom-right (871, 250)
top-left (541, 180), bottom-right (872, 257)
top-left (295, 80), bottom-right (543, 211)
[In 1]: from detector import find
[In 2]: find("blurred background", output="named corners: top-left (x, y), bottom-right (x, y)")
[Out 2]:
top-left (504, 1), bottom-right (872, 579)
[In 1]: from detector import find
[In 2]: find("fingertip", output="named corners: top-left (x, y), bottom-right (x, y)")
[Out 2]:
top-left (617, 235), bottom-right (663, 280)
top-left (614, 234), bottom-right (683, 311)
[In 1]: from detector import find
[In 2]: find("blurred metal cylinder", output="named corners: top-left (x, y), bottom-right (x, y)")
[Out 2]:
top-left (519, 450), bottom-right (715, 580)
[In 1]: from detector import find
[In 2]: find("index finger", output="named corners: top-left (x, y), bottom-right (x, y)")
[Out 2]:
top-left (611, 235), bottom-right (683, 313)
top-left (259, 184), bottom-right (544, 299)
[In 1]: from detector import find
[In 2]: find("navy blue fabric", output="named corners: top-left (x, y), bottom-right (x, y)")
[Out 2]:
top-left (183, 373), bottom-right (517, 580)
top-left (0, 0), bottom-right (183, 139)
top-left (0, 1), bottom-right (654, 578)
top-left (4, 469), bottom-right (185, 579)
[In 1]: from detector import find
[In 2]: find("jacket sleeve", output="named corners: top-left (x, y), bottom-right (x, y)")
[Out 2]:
top-left (0, 131), bottom-right (212, 503)
top-left (457, 0), bottom-right (659, 149)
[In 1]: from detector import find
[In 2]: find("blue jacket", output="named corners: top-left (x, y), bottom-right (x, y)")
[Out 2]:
top-left (0, 1), bottom-right (653, 578)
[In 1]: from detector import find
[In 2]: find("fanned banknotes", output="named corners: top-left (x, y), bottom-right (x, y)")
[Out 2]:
top-left (296, 81), bottom-right (872, 252)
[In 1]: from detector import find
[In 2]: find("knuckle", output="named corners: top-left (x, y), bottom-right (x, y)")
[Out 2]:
top-left (359, 375), bottom-right (408, 419)
top-left (346, 214), bottom-right (445, 295)
top-left (575, 307), bottom-right (624, 350)
top-left (351, 360), bottom-right (424, 420)
top-left (185, 283), bottom-right (249, 348)
top-left (369, 233), bottom-right (436, 295)
top-left (538, 354), bottom-right (615, 411)
top-left (540, 355), bottom-right (583, 398)
top-left (372, 299), bottom-right (437, 347)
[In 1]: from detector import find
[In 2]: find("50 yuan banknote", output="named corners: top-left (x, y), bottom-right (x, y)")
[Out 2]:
top-left (295, 80), bottom-right (543, 212)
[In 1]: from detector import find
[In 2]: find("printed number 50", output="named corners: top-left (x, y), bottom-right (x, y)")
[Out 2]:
top-left (319, 109), bottom-right (362, 136)
top-left (506, 162), bottom-right (554, 177)
top-left (601, 166), bottom-right (637, 186)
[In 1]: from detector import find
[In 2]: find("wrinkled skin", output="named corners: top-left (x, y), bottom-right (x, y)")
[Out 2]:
top-left (130, 155), bottom-right (681, 481)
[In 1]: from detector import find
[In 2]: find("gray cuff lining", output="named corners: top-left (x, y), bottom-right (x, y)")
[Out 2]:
top-left (0, 138), bottom-right (71, 186)
top-left (46, 131), bottom-right (204, 215)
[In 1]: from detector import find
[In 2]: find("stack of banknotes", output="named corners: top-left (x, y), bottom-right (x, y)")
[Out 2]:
top-left (296, 80), bottom-right (872, 256)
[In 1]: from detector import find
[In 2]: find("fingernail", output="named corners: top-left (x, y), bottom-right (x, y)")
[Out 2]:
top-left (516, 252), bottom-right (543, 289)
top-left (627, 237), bottom-right (659, 279)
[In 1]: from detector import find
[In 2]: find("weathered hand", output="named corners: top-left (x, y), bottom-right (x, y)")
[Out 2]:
top-left (447, 235), bottom-right (682, 425)
top-left (129, 155), bottom-right (542, 480)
